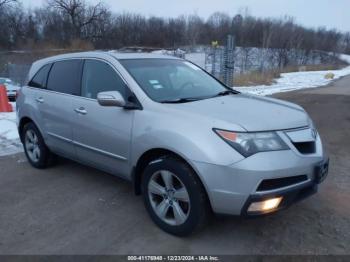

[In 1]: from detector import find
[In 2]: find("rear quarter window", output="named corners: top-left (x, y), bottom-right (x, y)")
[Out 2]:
top-left (47, 60), bottom-right (82, 95)
top-left (28, 64), bottom-right (52, 88)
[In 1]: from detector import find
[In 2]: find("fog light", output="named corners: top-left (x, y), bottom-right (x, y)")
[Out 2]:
top-left (248, 197), bottom-right (283, 212)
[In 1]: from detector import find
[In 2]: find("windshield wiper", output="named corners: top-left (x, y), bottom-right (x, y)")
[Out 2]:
top-left (160, 97), bottom-right (202, 104)
top-left (160, 89), bottom-right (239, 103)
top-left (214, 89), bottom-right (238, 97)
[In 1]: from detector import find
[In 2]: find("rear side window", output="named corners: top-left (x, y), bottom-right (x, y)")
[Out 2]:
top-left (81, 60), bottom-right (126, 99)
top-left (28, 64), bottom-right (51, 88)
top-left (47, 60), bottom-right (82, 95)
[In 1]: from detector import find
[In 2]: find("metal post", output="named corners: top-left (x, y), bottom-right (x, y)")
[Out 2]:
top-left (212, 47), bottom-right (216, 76)
top-left (223, 35), bottom-right (235, 87)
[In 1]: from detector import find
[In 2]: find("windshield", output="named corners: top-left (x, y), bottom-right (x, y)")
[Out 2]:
top-left (0, 78), bottom-right (15, 85)
top-left (120, 59), bottom-right (229, 103)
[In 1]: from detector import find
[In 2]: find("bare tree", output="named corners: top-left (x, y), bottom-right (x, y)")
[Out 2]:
top-left (0, 0), bottom-right (17, 8)
top-left (0, 2), bottom-right (349, 58)
top-left (207, 12), bottom-right (231, 43)
top-left (260, 19), bottom-right (274, 71)
top-left (48, 0), bottom-right (107, 39)
top-left (342, 33), bottom-right (350, 54)
top-left (186, 14), bottom-right (204, 47)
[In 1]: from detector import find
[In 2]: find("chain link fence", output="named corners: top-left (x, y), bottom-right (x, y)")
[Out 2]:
top-left (203, 35), bottom-right (236, 86)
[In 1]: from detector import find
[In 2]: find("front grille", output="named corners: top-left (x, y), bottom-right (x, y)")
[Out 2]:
top-left (257, 175), bottom-right (308, 192)
top-left (293, 141), bottom-right (316, 154)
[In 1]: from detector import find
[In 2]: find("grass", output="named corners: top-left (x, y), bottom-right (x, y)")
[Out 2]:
top-left (234, 64), bottom-right (346, 87)
top-left (234, 70), bottom-right (280, 86)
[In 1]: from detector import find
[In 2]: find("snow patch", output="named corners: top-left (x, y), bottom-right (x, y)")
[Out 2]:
top-left (236, 54), bottom-right (350, 96)
top-left (0, 110), bottom-right (22, 156)
top-left (0, 113), bottom-right (17, 140)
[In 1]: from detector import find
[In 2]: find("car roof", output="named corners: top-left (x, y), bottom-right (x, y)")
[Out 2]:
top-left (35, 51), bottom-right (179, 64)
top-left (109, 51), bottom-right (180, 60)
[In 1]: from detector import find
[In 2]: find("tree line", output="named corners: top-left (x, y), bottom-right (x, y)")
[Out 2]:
top-left (0, 0), bottom-right (349, 54)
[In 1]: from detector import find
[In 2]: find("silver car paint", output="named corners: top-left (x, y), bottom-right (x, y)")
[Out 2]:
top-left (70, 95), bottom-right (134, 178)
top-left (35, 90), bottom-right (76, 159)
top-left (17, 51), bottom-right (327, 215)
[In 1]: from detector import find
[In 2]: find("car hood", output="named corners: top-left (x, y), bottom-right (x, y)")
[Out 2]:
top-left (172, 94), bottom-right (309, 131)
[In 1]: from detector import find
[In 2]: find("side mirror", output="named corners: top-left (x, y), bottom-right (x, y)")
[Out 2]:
top-left (97, 91), bottom-right (126, 107)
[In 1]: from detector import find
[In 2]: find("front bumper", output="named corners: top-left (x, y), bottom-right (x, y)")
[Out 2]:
top-left (191, 149), bottom-right (329, 216)
top-left (242, 157), bottom-right (329, 216)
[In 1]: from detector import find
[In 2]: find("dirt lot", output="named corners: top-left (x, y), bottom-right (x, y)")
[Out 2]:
top-left (0, 76), bottom-right (349, 255)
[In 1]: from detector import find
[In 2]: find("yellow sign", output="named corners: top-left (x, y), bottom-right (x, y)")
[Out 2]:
top-left (211, 41), bottom-right (219, 47)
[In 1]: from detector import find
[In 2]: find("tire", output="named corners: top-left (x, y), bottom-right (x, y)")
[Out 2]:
top-left (142, 157), bottom-right (210, 236)
top-left (22, 122), bottom-right (54, 169)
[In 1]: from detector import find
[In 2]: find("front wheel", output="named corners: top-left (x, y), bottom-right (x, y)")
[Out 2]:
top-left (142, 157), bottom-right (210, 236)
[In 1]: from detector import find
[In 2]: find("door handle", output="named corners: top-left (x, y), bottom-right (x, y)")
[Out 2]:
top-left (74, 107), bottom-right (87, 115)
top-left (35, 97), bottom-right (44, 103)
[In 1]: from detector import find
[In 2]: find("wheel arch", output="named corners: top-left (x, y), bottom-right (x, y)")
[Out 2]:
top-left (18, 116), bottom-right (35, 143)
top-left (132, 148), bottom-right (210, 203)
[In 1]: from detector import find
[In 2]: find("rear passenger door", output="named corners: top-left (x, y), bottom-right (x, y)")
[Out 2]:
top-left (27, 63), bottom-right (52, 135)
top-left (70, 59), bottom-right (135, 178)
top-left (36, 59), bottom-right (82, 158)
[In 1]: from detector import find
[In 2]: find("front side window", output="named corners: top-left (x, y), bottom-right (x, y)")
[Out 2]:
top-left (119, 59), bottom-right (229, 103)
top-left (47, 60), bottom-right (82, 95)
top-left (28, 64), bottom-right (51, 88)
top-left (81, 60), bottom-right (126, 99)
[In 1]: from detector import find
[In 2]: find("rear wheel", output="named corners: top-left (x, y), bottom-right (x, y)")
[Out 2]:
top-left (142, 157), bottom-right (210, 236)
top-left (23, 122), bottom-right (54, 169)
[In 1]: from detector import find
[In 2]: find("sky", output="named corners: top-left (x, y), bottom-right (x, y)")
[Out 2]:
top-left (21, 0), bottom-right (350, 32)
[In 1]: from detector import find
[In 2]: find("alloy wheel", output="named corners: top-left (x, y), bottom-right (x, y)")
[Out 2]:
top-left (25, 129), bottom-right (40, 163)
top-left (148, 170), bottom-right (191, 226)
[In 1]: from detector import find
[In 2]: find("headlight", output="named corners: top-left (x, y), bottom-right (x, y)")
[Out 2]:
top-left (214, 129), bottom-right (289, 157)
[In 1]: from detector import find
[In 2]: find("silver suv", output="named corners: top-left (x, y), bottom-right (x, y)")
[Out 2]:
top-left (17, 52), bottom-right (329, 236)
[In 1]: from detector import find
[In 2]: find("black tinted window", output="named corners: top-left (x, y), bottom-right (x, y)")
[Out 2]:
top-left (81, 60), bottom-right (126, 99)
top-left (28, 64), bottom-right (51, 88)
top-left (47, 60), bottom-right (82, 95)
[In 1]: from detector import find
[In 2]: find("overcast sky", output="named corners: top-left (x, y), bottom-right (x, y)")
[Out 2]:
top-left (21, 0), bottom-right (350, 32)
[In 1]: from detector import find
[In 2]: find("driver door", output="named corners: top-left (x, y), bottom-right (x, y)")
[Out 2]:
top-left (71, 59), bottom-right (134, 178)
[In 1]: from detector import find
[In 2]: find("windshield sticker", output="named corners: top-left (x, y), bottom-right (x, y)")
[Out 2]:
top-left (153, 84), bottom-right (164, 89)
top-left (184, 62), bottom-right (201, 71)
